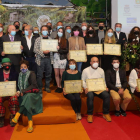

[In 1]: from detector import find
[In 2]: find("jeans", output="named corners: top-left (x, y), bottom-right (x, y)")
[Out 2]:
top-left (87, 91), bottom-right (110, 115)
top-left (77, 62), bottom-right (82, 73)
top-left (64, 93), bottom-right (81, 113)
top-left (37, 57), bottom-right (52, 89)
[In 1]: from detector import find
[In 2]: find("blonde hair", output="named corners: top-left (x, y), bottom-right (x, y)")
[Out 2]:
top-left (33, 27), bottom-right (39, 31)
top-left (104, 28), bottom-right (116, 44)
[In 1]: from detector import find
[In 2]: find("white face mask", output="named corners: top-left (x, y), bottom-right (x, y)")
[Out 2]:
top-left (92, 62), bottom-right (99, 69)
top-left (0, 27), bottom-right (3, 32)
top-left (82, 26), bottom-right (87, 31)
top-left (113, 63), bottom-right (119, 69)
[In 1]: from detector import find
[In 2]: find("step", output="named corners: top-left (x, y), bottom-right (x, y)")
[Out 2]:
top-left (22, 106), bottom-right (76, 125)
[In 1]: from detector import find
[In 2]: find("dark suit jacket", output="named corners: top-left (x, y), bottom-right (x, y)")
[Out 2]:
top-left (0, 35), bottom-right (22, 65)
top-left (21, 35), bottom-right (38, 58)
top-left (105, 68), bottom-right (128, 92)
top-left (114, 31), bottom-right (127, 45)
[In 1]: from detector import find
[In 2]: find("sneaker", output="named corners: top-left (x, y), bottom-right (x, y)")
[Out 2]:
top-left (58, 88), bottom-right (63, 93)
top-left (76, 113), bottom-right (79, 121)
top-left (0, 117), bottom-right (4, 128)
top-left (77, 113), bottom-right (82, 120)
top-left (115, 110), bottom-right (120, 117)
top-left (55, 88), bottom-right (60, 93)
top-left (103, 114), bottom-right (112, 122)
top-left (87, 115), bottom-right (93, 123)
top-left (120, 107), bottom-right (127, 117)
top-left (45, 88), bottom-right (51, 93)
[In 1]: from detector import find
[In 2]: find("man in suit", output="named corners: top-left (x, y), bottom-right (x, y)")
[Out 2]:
top-left (21, 25), bottom-right (38, 74)
top-left (47, 22), bottom-right (53, 37)
top-left (114, 23), bottom-right (127, 45)
top-left (13, 21), bottom-right (22, 37)
top-left (65, 25), bottom-right (71, 39)
top-left (95, 22), bottom-right (106, 43)
top-left (0, 25), bottom-right (23, 73)
top-left (105, 57), bottom-right (132, 117)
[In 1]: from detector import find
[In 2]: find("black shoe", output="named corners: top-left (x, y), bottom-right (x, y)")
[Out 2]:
top-left (120, 107), bottom-right (127, 117)
top-left (57, 88), bottom-right (63, 93)
top-left (55, 88), bottom-right (60, 93)
top-left (0, 117), bottom-right (4, 128)
top-left (10, 115), bottom-right (16, 127)
top-left (115, 110), bottom-right (120, 116)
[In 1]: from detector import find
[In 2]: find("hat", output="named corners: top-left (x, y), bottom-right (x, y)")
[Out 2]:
top-left (1, 58), bottom-right (11, 64)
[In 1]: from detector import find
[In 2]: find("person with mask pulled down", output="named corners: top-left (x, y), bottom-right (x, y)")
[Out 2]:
top-left (105, 57), bottom-right (132, 117)
top-left (0, 58), bottom-right (19, 128)
top-left (82, 57), bottom-right (111, 123)
top-left (61, 59), bottom-right (82, 121)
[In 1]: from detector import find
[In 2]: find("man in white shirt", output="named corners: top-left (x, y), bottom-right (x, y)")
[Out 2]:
top-left (82, 57), bottom-right (111, 123)
top-left (105, 57), bottom-right (132, 117)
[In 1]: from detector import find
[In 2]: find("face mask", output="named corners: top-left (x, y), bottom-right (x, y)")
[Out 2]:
top-left (113, 63), bottom-right (119, 69)
top-left (3, 65), bottom-right (11, 71)
top-left (99, 26), bottom-right (103, 30)
top-left (116, 27), bottom-right (121, 32)
top-left (134, 31), bottom-right (139, 35)
top-left (69, 65), bottom-right (76, 70)
top-left (15, 25), bottom-right (19, 29)
top-left (88, 30), bottom-right (94, 34)
top-left (108, 32), bottom-right (113, 37)
top-left (82, 26), bottom-right (87, 31)
top-left (34, 31), bottom-right (39, 34)
top-left (10, 31), bottom-right (16, 36)
top-left (57, 26), bottom-right (62, 30)
top-left (24, 30), bottom-right (29, 36)
top-left (66, 29), bottom-right (71, 33)
top-left (0, 27), bottom-right (3, 32)
top-left (73, 31), bottom-right (79, 36)
top-left (92, 62), bottom-right (99, 69)
top-left (20, 68), bottom-right (28, 73)
top-left (48, 26), bottom-right (52, 30)
top-left (42, 30), bottom-right (48, 36)
top-left (57, 32), bottom-right (63, 38)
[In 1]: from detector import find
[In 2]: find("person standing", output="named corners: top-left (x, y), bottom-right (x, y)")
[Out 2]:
top-left (13, 21), bottom-right (22, 37)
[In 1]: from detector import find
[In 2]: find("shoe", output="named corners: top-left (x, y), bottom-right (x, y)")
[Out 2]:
top-left (58, 88), bottom-right (63, 93)
top-left (87, 115), bottom-right (93, 123)
top-left (103, 114), bottom-right (112, 122)
top-left (10, 116), bottom-right (16, 127)
top-left (115, 110), bottom-right (120, 117)
top-left (45, 88), bottom-right (51, 93)
top-left (12, 112), bottom-right (21, 124)
top-left (77, 113), bottom-right (82, 120)
top-left (0, 117), bottom-right (4, 128)
top-left (76, 113), bottom-right (79, 121)
top-left (120, 107), bottom-right (127, 117)
top-left (55, 88), bottom-right (60, 93)
top-left (27, 120), bottom-right (33, 133)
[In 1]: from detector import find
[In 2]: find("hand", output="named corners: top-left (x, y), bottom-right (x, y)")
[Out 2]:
top-left (123, 38), bottom-right (125, 40)
top-left (57, 46), bottom-right (60, 50)
top-left (1, 51), bottom-right (5, 56)
top-left (5, 80), bottom-right (9, 82)
top-left (136, 86), bottom-right (139, 92)
top-left (43, 50), bottom-right (50, 54)
top-left (15, 91), bottom-right (20, 97)
top-left (20, 45), bottom-right (23, 50)
top-left (118, 88), bottom-right (124, 95)
top-left (85, 88), bottom-right (88, 94)
top-left (63, 88), bottom-right (67, 95)
top-left (20, 93), bottom-right (23, 96)
top-left (79, 89), bottom-right (83, 94)
top-left (106, 88), bottom-right (109, 92)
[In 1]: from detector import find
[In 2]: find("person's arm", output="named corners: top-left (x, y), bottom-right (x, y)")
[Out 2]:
top-left (0, 36), bottom-right (3, 55)
top-left (121, 70), bottom-right (128, 90)
top-left (129, 70), bottom-right (137, 89)
top-left (82, 38), bottom-right (86, 50)
top-left (81, 69), bottom-right (87, 89)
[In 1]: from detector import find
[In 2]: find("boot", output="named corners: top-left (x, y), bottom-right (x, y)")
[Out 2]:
top-left (27, 120), bottom-right (33, 133)
top-left (12, 112), bottom-right (21, 124)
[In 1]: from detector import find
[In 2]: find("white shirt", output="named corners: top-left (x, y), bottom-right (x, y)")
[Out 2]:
top-left (115, 69), bottom-right (122, 88)
top-left (25, 34), bottom-right (33, 50)
top-left (82, 66), bottom-right (106, 89)
top-left (116, 32), bottom-right (120, 39)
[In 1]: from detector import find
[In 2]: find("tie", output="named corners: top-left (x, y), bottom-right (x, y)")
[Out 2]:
top-left (11, 36), bottom-right (14, 42)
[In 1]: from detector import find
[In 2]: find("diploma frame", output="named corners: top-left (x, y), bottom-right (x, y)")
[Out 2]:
top-left (86, 78), bottom-right (106, 92)
top-left (69, 50), bottom-right (87, 62)
top-left (41, 39), bottom-right (58, 52)
top-left (3, 41), bottom-right (21, 54)
top-left (137, 79), bottom-right (140, 92)
top-left (104, 44), bottom-right (121, 56)
top-left (64, 80), bottom-right (83, 94)
top-left (0, 81), bottom-right (16, 97)
top-left (86, 44), bottom-right (103, 55)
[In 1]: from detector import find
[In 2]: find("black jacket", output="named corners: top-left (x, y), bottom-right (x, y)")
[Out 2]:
top-left (21, 35), bottom-right (38, 58)
top-left (105, 68), bottom-right (128, 92)
top-left (0, 35), bottom-right (22, 65)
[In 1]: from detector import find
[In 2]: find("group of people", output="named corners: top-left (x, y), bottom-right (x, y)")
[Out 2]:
top-left (0, 20), bottom-right (140, 133)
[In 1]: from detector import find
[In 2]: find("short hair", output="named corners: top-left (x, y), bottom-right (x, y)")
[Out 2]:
top-left (71, 26), bottom-right (81, 36)
top-left (40, 25), bottom-right (48, 31)
top-left (98, 21), bottom-right (104, 25)
top-left (67, 59), bottom-right (78, 70)
top-left (115, 23), bottom-right (122, 27)
top-left (112, 57), bottom-right (120, 63)
top-left (65, 26), bottom-right (71, 30)
top-left (13, 21), bottom-right (20, 26)
top-left (33, 27), bottom-right (39, 31)
top-left (20, 60), bottom-right (29, 67)
top-left (25, 25), bottom-right (33, 30)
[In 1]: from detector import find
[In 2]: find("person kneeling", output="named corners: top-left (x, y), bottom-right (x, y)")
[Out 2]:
top-left (106, 57), bottom-right (132, 117)
top-left (82, 57), bottom-right (111, 123)
top-left (61, 59), bottom-right (82, 121)
top-left (12, 60), bottom-right (43, 133)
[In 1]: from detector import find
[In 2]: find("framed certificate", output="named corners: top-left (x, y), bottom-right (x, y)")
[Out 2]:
top-left (64, 80), bottom-right (83, 94)
top-left (3, 41), bottom-right (21, 54)
top-left (104, 44), bottom-right (121, 56)
top-left (86, 44), bottom-right (103, 55)
top-left (86, 78), bottom-right (106, 92)
top-left (69, 50), bottom-right (87, 62)
top-left (137, 79), bottom-right (140, 92)
top-left (41, 39), bottom-right (58, 52)
top-left (0, 81), bottom-right (16, 97)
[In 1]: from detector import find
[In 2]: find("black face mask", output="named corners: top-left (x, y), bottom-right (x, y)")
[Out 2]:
top-left (15, 25), bottom-right (19, 29)
top-left (134, 31), bottom-right (139, 35)
top-left (87, 30), bottom-right (94, 34)
top-left (48, 26), bottom-right (52, 30)
top-left (3, 65), bottom-right (11, 71)
top-left (99, 26), bottom-right (103, 30)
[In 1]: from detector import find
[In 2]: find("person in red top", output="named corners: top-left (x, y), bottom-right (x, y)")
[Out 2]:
top-left (0, 58), bottom-right (19, 127)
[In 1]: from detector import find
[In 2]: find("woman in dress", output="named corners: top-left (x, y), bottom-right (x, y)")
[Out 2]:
top-left (12, 60), bottom-right (43, 133)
